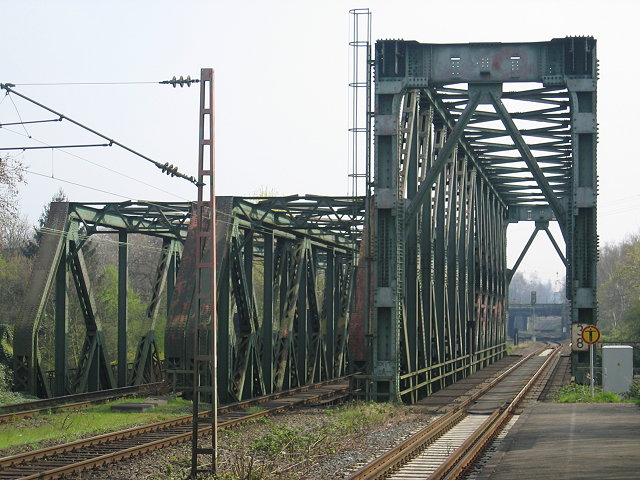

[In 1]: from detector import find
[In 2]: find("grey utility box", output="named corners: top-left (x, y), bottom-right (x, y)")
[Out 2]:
top-left (602, 345), bottom-right (633, 393)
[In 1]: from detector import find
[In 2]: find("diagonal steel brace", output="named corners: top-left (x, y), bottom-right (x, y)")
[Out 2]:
top-left (405, 91), bottom-right (481, 225)
top-left (490, 93), bottom-right (567, 237)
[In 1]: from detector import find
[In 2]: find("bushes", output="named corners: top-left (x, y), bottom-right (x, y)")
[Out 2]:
top-left (629, 378), bottom-right (640, 401)
top-left (0, 363), bottom-right (27, 406)
top-left (555, 383), bottom-right (622, 403)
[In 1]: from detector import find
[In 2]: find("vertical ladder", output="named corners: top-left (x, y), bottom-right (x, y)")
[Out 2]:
top-left (348, 8), bottom-right (372, 201)
top-left (191, 67), bottom-right (218, 477)
top-left (349, 8), bottom-right (373, 276)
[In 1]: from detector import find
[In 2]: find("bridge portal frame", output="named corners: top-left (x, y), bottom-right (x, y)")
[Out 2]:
top-left (355, 37), bottom-right (597, 401)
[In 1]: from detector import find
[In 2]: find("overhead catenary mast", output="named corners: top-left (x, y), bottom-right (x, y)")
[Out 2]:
top-left (190, 67), bottom-right (217, 477)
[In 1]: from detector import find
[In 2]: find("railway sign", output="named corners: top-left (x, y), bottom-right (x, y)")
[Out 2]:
top-left (578, 324), bottom-right (601, 397)
top-left (571, 324), bottom-right (589, 352)
top-left (581, 325), bottom-right (601, 344)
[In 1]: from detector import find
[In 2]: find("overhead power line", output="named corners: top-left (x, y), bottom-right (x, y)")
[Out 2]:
top-left (11, 81), bottom-right (161, 86)
top-left (1, 125), bottom-right (190, 200)
top-left (0, 143), bottom-right (111, 151)
top-left (0, 82), bottom-right (199, 185)
top-left (27, 170), bottom-right (131, 199)
top-left (25, 169), bottom-right (238, 226)
top-left (12, 77), bottom-right (200, 88)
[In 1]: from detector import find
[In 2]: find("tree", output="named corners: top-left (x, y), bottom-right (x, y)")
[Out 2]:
top-left (0, 216), bottom-right (30, 253)
top-left (509, 271), bottom-right (563, 304)
top-left (0, 252), bottom-right (32, 327)
top-left (599, 233), bottom-right (640, 335)
top-left (609, 300), bottom-right (640, 342)
top-left (0, 155), bottom-right (25, 220)
top-left (0, 216), bottom-right (33, 329)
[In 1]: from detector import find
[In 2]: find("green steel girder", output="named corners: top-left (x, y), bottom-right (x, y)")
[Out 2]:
top-left (66, 230), bottom-right (115, 393)
top-left (129, 238), bottom-right (182, 386)
top-left (233, 196), bottom-right (365, 245)
top-left (489, 94), bottom-right (568, 236)
top-left (356, 37), bottom-right (597, 402)
top-left (16, 195), bottom-right (360, 400)
top-left (68, 202), bottom-right (191, 240)
top-left (13, 201), bottom-right (187, 397)
top-left (13, 202), bottom-right (69, 397)
top-left (164, 196), bottom-right (360, 402)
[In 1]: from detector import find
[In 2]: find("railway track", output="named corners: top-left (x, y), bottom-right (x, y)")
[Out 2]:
top-left (0, 383), bottom-right (166, 424)
top-left (346, 345), bottom-right (561, 480)
top-left (0, 378), bottom-right (349, 479)
top-left (538, 345), bottom-right (571, 401)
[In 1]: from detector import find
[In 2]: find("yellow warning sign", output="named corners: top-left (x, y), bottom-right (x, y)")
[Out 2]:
top-left (581, 325), bottom-right (600, 345)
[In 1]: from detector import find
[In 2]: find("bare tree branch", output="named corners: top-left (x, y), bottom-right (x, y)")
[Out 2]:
top-left (0, 155), bottom-right (26, 220)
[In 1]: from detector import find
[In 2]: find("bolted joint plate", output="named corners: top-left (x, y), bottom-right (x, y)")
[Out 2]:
top-left (574, 287), bottom-right (594, 308)
top-left (375, 287), bottom-right (394, 307)
top-left (375, 80), bottom-right (406, 95)
top-left (375, 188), bottom-right (396, 209)
top-left (468, 83), bottom-right (503, 104)
top-left (575, 187), bottom-right (596, 208)
top-left (375, 115), bottom-right (398, 136)
top-left (507, 205), bottom-right (556, 222)
top-left (373, 362), bottom-right (396, 377)
top-left (573, 113), bottom-right (596, 134)
top-left (566, 78), bottom-right (596, 92)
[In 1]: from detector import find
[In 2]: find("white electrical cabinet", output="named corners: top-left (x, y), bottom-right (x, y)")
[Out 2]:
top-left (602, 345), bottom-right (633, 393)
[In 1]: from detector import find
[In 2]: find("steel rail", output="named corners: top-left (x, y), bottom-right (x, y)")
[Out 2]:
top-left (0, 383), bottom-right (166, 423)
top-left (346, 346), bottom-right (557, 480)
top-left (430, 346), bottom-right (561, 480)
top-left (0, 379), bottom-right (350, 479)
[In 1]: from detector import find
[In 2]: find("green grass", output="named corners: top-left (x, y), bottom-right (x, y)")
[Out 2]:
top-left (0, 397), bottom-right (192, 450)
top-left (505, 341), bottom-right (537, 355)
top-left (0, 390), bottom-right (34, 406)
top-left (326, 400), bottom-right (395, 433)
top-left (247, 401), bottom-right (397, 458)
top-left (555, 383), bottom-right (626, 403)
top-left (214, 401), bottom-right (403, 480)
top-left (113, 401), bottom-right (404, 480)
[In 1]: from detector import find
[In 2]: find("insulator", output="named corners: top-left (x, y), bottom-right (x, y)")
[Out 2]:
top-left (160, 75), bottom-right (200, 88)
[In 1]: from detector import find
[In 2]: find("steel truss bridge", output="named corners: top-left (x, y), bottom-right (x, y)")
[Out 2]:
top-left (12, 37), bottom-right (597, 403)
top-left (13, 197), bottom-right (364, 399)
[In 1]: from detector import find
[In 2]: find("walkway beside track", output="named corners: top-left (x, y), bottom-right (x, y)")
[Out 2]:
top-left (475, 403), bottom-right (640, 480)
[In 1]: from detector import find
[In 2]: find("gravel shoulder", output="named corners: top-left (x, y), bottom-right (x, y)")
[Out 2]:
top-left (63, 403), bottom-right (434, 480)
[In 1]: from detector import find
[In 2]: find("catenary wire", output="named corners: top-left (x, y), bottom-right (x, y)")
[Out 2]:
top-left (24, 167), bottom-right (354, 236)
top-left (12, 82), bottom-right (161, 86)
top-left (25, 170), bottom-right (242, 230)
top-left (0, 86), bottom-right (197, 185)
top-left (2, 125), bottom-right (191, 201)
top-left (7, 92), bottom-right (30, 137)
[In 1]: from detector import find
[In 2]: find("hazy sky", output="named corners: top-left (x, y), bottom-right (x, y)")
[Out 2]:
top-left (2, 0), bottom-right (638, 286)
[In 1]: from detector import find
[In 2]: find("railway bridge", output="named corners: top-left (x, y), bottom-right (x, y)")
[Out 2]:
top-left (11, 37), bottom-right (597, 404)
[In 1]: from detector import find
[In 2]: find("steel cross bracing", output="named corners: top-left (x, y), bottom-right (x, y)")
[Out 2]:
top-left (165, 196), bottom-right (363, 402)
top-left (11, 195), bottom-right (363, 400)
top-left (236, 195), bottom-right (365, 243)
top-left (13, 201), bottom-right (189, 397)
top-left (350, 37), bottom-right (597, 401)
